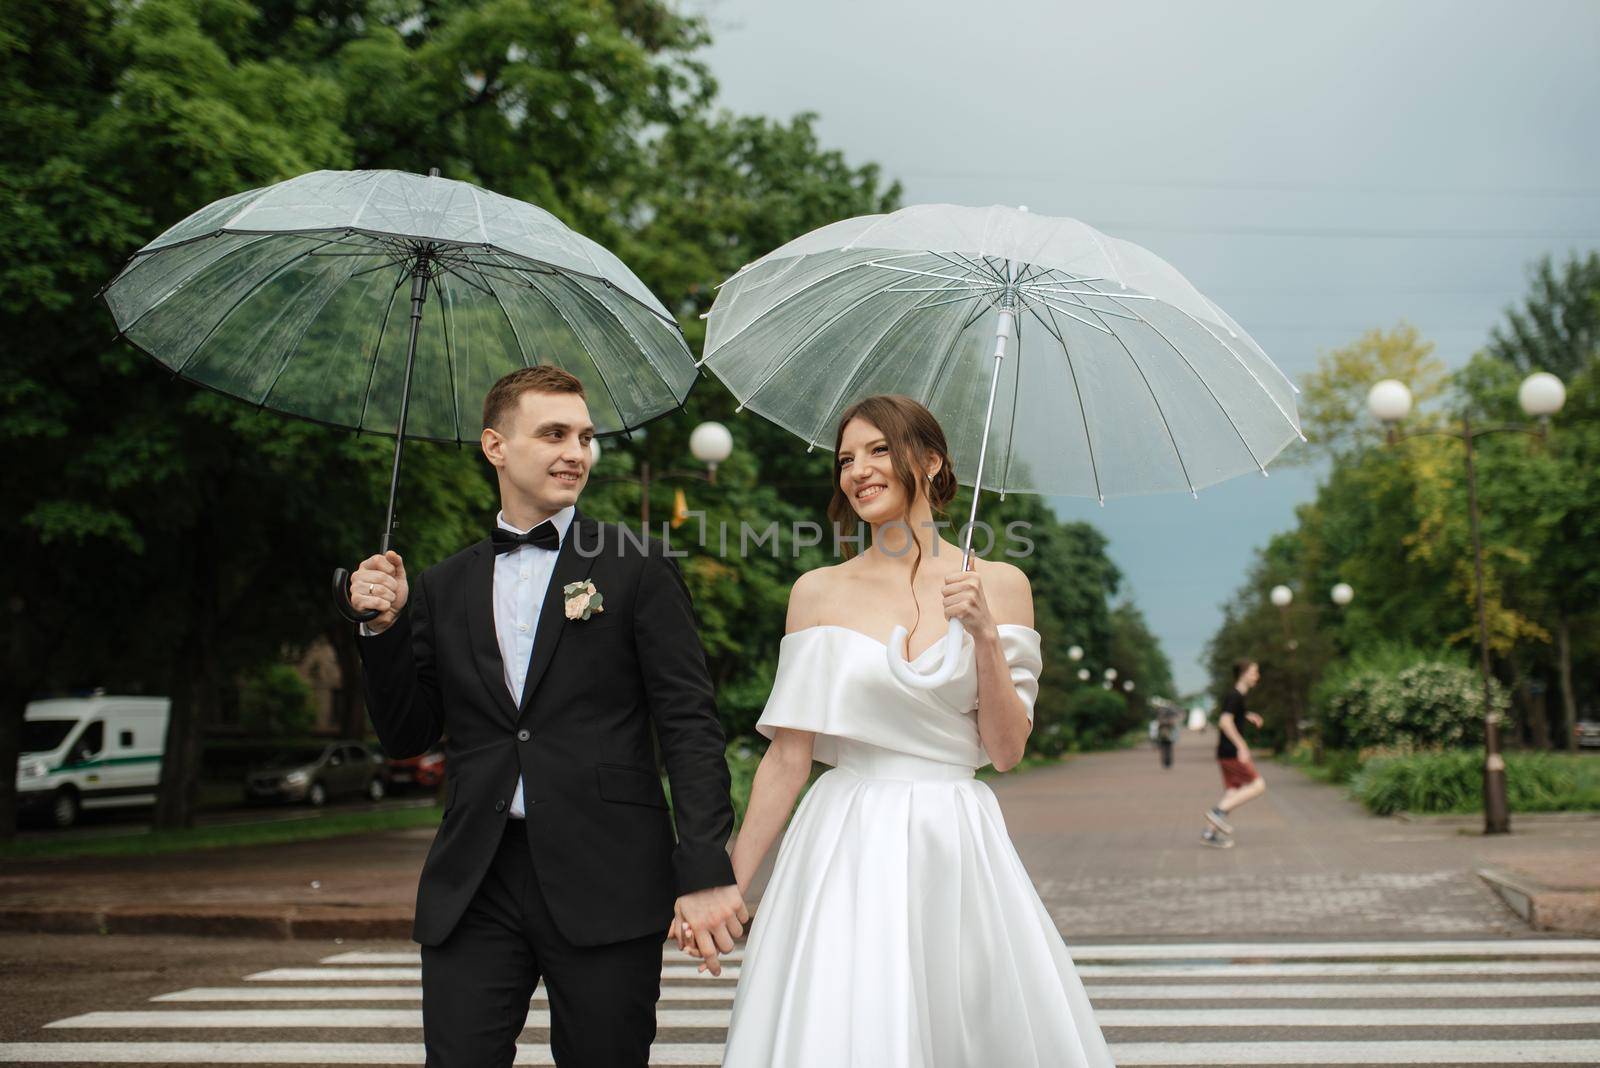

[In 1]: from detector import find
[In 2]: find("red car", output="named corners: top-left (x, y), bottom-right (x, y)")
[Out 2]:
top-left (383, 744), bottom-right (446, 790)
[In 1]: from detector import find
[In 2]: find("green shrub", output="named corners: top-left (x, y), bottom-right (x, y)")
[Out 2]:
top-left (1315, 644), bottom-right (1506, 750)
top-left (1350, 750), bottom-right (1600, 815)
top-left (237, 663), bottom-right (316, 737)
top-left (1060, 687), bottom-right (1133, 751)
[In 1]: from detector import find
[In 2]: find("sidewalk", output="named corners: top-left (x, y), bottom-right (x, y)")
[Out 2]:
top-left (2, 731), bottom-right (1596, 940)
top-left (1001, 729), bottom-right (1600, 940)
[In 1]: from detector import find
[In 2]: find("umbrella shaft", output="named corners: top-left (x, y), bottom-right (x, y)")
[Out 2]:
top-left (961, 301), bottom-right (1014, 570)
top-left (381, 264), bottom-right (431, 551)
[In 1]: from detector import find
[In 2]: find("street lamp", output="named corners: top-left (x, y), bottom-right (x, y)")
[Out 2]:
top-left (1366, 371), bottom-right (1566, 835)
top-left (1104, 667), bottom-right (1117, 681)
top-left (1331, 582), bottom-right (1354, 606)
top-left (1122, 679), bottom-right (1135, 692)
top-left (1269, 585), bottom-right (1304, 745)
top-left (1068, 645), bottom-right (1084, 662)
top-left (1077, 668), bottom-right (1091, 682)
top-left (597, 421), bottom-right (734, 531)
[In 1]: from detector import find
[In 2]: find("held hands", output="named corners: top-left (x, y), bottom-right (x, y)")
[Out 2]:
top-left (349, 551), bottom-right (409, 633)
top-left (666, 884), bottom-right (750, 977)
top-left (943, 569), bottom-right (996, 641)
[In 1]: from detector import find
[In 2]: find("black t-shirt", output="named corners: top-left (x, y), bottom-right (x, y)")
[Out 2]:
top-left (1216, 688), bottom-right (1249, 759)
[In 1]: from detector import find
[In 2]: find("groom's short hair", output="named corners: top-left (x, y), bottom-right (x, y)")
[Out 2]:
top-left (483, 366), bottom-right (587, 430)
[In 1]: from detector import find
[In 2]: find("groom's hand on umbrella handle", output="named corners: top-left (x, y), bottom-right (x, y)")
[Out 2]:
top-left (349, 551), bottom-right (408, 633)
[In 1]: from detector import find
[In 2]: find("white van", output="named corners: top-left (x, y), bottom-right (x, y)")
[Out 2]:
top-left (16, 695), bottom-right (170, 828)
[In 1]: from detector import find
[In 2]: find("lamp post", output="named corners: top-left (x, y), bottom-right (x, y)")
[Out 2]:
top-left (1366, 372), bottom-right (1566, 835)
top-left (1269, 585), bottom-right (1304, 746)
top-left (598, 421), bottom-right (733, 531)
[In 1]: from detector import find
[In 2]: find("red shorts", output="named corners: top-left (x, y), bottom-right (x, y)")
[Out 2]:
top-left (1219, 758), bottom-right (1259, 790)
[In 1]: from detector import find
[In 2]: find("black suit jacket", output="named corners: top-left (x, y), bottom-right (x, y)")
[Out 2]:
top-left (358, 508), bottom-right (736, 947)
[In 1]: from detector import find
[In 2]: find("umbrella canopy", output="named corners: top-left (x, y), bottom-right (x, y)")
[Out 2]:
top-left (102, 169), bottom-right (696, 440)
top-left (703, 203), bottom-right (1303, 501)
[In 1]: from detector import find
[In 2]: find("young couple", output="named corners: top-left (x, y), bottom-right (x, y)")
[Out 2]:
top-left (348, 366), bottom-right (1113, 1067)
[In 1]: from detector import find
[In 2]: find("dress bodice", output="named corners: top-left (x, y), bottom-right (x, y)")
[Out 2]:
top-left (755, 623), bottom-right (1043, 772)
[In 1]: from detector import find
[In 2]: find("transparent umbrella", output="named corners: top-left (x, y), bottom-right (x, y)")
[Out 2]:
top-left (702, 203), bottom-right (1303, 687)
top-left (101, 168), bottom-right (696, 621)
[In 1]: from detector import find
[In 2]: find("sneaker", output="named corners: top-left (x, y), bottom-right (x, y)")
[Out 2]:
top-left (1200, 828), bottom-right (1234, 849)
top-left (1204, 807), bottom-right (1234, 835)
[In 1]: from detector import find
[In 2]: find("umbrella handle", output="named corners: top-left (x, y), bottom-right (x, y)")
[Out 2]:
top-left (885, 617), bottom-right (965, 690)
top-left (332, 567), bottom-right (380, 624)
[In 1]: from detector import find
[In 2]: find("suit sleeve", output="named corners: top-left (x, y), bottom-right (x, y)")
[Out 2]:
top-left (357, 570), bottom-right (445, 759)
top-left (633, 546), bottom-right (737, 895)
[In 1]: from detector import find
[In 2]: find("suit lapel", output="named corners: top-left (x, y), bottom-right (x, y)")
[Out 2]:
top-left (463, 542), bottom-right (520, 729)
top-left (518, 509), bottom-right (601, 719)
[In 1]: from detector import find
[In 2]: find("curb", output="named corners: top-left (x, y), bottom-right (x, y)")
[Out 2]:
top-left (1478, 867), bottom-right (1600, 936)
top-left (0, 905), bottom-right (414, 941)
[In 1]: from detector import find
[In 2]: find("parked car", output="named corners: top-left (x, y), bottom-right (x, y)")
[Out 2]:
top-left (383, 744), bottom-right (446, 791)
top-left (1575, 720), bottom-right (1600, 750)
top-left (17, 695), bottom-right (170, 829)
top-left (245, 741), bottom-right (385, 806)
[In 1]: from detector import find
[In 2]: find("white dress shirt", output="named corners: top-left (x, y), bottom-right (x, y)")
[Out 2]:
top-left (495, 505), bottom-right (575, 819)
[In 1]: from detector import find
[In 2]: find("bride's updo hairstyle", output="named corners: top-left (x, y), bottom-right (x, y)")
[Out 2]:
top-left (827, 394), bottom-right (959, 562)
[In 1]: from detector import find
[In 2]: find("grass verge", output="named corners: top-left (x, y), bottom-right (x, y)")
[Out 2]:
top-left (2, 804), bottom-right (441, 863)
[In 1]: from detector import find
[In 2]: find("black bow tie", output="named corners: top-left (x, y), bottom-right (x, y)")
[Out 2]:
top-left (491, 520), bottom-right (561, 554)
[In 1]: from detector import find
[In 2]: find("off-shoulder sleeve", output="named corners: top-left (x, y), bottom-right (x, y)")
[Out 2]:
top-left (999, 626), bottom-right (1044, 723)
top-left (755, 630), bottom-right (828, 739)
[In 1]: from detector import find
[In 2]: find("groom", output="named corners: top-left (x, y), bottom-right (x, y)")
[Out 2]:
top-left (347, 366), bottom-right (747, 1067)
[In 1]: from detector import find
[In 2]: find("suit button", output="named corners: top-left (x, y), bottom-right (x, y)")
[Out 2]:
top-left (517, 729), bottom-right (530, 742)
top-left (495, 799), bottom-right (507, 813)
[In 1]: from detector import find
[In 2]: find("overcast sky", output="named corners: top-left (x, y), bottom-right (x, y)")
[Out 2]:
top-left (695, 0), bottom-right (1600, 694)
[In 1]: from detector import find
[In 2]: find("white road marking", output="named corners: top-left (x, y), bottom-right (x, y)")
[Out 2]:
top-left (154, 986), bottom-right (737, 1003)
top-left (1066, 939), bottom-right (1600, 960)
top-left (1077, 959), bottom-right (1600, 978)
top-left (4, 1041), bottom-right (1600, 1065)
top-left (1112, 1041), bottom-right (1600, 1065)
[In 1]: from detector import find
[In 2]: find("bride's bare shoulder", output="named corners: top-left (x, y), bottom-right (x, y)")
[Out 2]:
top-left (786, 562), bottom-right (851, 632)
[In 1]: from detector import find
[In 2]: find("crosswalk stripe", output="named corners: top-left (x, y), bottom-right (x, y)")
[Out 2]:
top-left (1111, 1041), bottom-right (1600, 1065)
top-left (44, 1009), bottom-right (721, 1030)
top-left (1077, 959), bottom-right (1600, 978)
top-left (152, 978), bottom-right (1600, 1003)
top-left (48, 1004), bottom-right (1600, 1030)
top-left (248, 964), bottom-right (737, 983)
top-left (324, 950), bottom-right (742, 965)
top-left (1065, 939), bottom-right (1600, 960)
top-left (154, 986), bottom-right (737, 1003)
top-left (5, 1040), bottom-right (1600, 1065)
top-left (0, 1043), bottom-right (729, 1065)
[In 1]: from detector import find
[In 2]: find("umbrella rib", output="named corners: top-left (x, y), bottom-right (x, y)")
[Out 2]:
top-left (256, 254), bottom-right (367, 409)
top-left (1095, 295), bottom-right (1267, 474)
top-left (803, 286), bottom-right (969, 446)
top-left (520, 273), bottom-right (632, 432)
top-left (1038, 304), bottom-right (1103, 503)
top-left (436, 261), bottom-right (499, 299)
top-left (433, 272), bottom-right (464, 441)
top-left (475, 262), bottom-right (536, 371)
top-left (1085, 282), bottom-right (1305, 441)
top-left (1025, 294), bottom-right (1117, 335)
top-left (706, 252), bottom-right (926, 355)
top-left (115, 233), bottom-right (277, 337)
top-left (730, 284), bottom-right (899, 408)
top-left (997, 309), bottom-right (1024, 495)
top-left (172, 237), bottom-right (341, 377)
top-left (355, 269), bottom-right (411, 432)
top-left (552, 269), bottom-right (680, 393)
top-left (1076, 299), bottom-right (1197, 496)
top-left (920, 295), bottom-right (985, 418)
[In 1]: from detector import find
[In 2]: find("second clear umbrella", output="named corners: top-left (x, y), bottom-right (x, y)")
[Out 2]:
top-left (702, 203), bottom-right (1304, 687)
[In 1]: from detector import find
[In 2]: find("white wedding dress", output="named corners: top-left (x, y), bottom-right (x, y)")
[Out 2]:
top-left (721, 624), bottom-right (1115, 1068)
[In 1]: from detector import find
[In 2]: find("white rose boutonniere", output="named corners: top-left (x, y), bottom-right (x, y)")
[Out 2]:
top-left (563, 579), bottom-right (604, 621)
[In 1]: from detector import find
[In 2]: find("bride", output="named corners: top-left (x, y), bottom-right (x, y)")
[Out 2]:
top-left (681, 394), bottom-right (1114, 1067)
